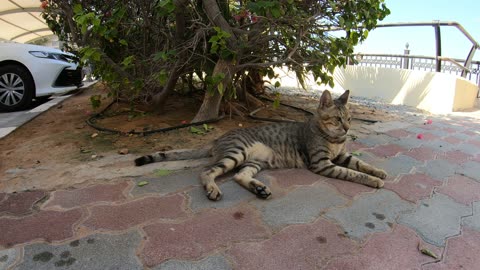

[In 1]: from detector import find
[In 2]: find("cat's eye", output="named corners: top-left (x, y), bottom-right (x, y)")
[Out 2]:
top-left (336, 117), bottom-right (342, 122)
top-left (347, 117), bottom-right (351, 121)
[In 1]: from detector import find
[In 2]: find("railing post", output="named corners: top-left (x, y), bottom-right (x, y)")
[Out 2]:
top-left (462, 45), bottom-right (477, 78)
top-left (403, 42), bottom-right (410, 69)
top-left (434, 22), bottom-right (442, 72)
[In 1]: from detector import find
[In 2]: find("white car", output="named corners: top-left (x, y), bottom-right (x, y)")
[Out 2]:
top-left (0, 43), bottom-right (82, 112)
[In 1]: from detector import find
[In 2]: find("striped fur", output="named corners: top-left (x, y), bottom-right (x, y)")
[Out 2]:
top-left (135, 90), bottom-right (387, 201)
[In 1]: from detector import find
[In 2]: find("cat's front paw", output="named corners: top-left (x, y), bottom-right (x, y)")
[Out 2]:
top-left (373, 169), bottom-right (388, 179)
top-left (367, 178), bottom-right (384, 188)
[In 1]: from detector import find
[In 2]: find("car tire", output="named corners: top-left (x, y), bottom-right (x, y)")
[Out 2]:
top-left (0, 64), bottom-right (35, 112)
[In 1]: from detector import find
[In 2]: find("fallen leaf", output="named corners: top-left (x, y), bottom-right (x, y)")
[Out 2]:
top-left (417, 134), bottom-right (424, 140)
top-left (351, 151), bottom-right (362, 156)
top-left (137, 181), bottom-right (149, 187)
top-left (80, 149), bottom-right (91, 153)
top-left (91, 133), bottom-right (98, 138)
top-left (154, 169), bottom-right (171, 177)
top-left (420, 248), bottom-right (438, 259)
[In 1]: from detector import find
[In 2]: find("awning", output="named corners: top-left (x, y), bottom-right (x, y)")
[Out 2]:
top-left (0, 0), bottom-right (54, 43)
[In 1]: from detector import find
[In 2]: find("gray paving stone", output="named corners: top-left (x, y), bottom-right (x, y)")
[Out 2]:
top-left (398, 193), bottom-right (471, 247)
top-left (451, 132), bottom-right (472, 142)
top-left (325, 189), bottom-right (414, 240)
top-left (369, 121), bottom-right (412, 133)
top-left (379, 155), bottom-right (420, 177)
top-left (457, 161), bottom-right (480, 182)
top-left (453, 143), bottom-right (480, 156)
top-left (420, 128), bottom-right (449, 138)
top-left (392, 137), bottom-right (423, 149)
top-left (0, 248), bottom-right (17, 270)
top-left (422, 140), bottom-right (456, 152)
top-left (406, 126), bottom-right (428, 135)
top-left (187, 172), bottom-right (272, 212)
top-left (153, 254), bottom-right (232, 270)
top-left (463, 201), bottom-right (480, 232)
top-left (16, 231), bottom-right (143, 270)
top-left (253, 183), bottom-right (348, 229)
top-left (131, 168), bottom-right (202, 196)
top-left (356, 134), bottom-right (397, 147)
top-left (416, 159), bottom-right (457, 181)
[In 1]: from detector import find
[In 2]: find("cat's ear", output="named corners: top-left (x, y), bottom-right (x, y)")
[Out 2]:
top-left (337, 90), bottom-right (350, 105)
top-left (318, 90), bottom-right (334, 110)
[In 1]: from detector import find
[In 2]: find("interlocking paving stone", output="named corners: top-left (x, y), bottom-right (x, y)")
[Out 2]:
top-left (436, 175), bottom-right (480, 205)
top-left (453, 143), bottom-right (480, 156)
top-left (140, 206), bottom-right (269, 267)
top-left (443, 136), bottom-right (463, 144)
top-left (423, 229), bottom-right (480, 270)
top-left (325, 190), bottom-right (414, 240)
top-left (325, 225), bottom-right (441, 270)
top-left (346, 141), bottom-right (368, 152)
top-left (228, 218), bottom-right (358, 270)
top-left (356, 134), bottom-right (397, 147)
top-left (367, 144), bottom-right (406, 158)
top-left (0, 248), bottom-right (17, 270)
top-left (467, 139), bottom-right (480, 147)
top-left (422, 139), bottom-right (456, 153)
top-left (450, 132), bottom-right (472, 141)
top-left (403, 147), bottom-right (437, 161)
top-left (406, 126), bottom-right (429, 135)
top-left (0, 209), bottom-right (82, 248)
top-left (0, 190), bottom-right (46, 216)
top-left (131, 169), bottom-right (202, 197)
top-left (457, 161), bottom-right (480, 181)
top-left (384, 173), bottom-right (441, 203)
top-left (378, 155), bottom-right (420, 178)
top-left (384, 129), bottom-right (413, 138)
top-left (252, 183), bottom-right (348, 229)
top-left (188, 180), bottom-right (257, 212)
top-left (266, 169), bottom-right (322, 188)
top-left (16, 231), bottom-right (142, 270)
top-left (398, 193), bottom-right (471, 246)
top-left (463, 201), bottom-right (480, 231)
top-left (153, 254), bottom-right (232, 270)
top-left (369, 121), bottom-right (412, 133)
top-left (83, 194), bottom-right (187, 231)
top-left (416, 159), bottom-right (457, 181)
top-left (323, 178), bottom-right (374, 198)
top-left (391, 137), bottom-right (423, 149)
top-left (45, 182), bottom-right (128, 209)
top-left (440, 150), bottom-right (473, 164)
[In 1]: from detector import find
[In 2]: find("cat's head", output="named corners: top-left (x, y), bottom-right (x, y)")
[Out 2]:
top-left (315, 90), bottom-right (351, 139)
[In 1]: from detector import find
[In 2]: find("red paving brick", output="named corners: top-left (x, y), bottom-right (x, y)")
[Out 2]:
top-left (443, 136), bottom-right (463, 144)
top-left (323, 178), bottom-right (373, 198)
top-left (423, 229), bottom-right (480, 270)
top-left (439, 150), bottom-right (473, 164)
top-left (268, 169), bottom-right (322, 188)
top-left (325, 225), bottom-right (442, 270)
top-left (45, 182), bottom-right (129, 209)
top-left (0, 209), bottom-right (82, 247)
top-left (420, 132), bottom-right (441, 140)
top-left (0, 193), bottom-right (6, 203)
top-left (0, 190), bottom-right (46, 216)
top-left (463, 130), bottom-right (477, 136)
top-left (467, 139), bottom-right (480, 147)
top-left (384, 174), bottom-right (440, 203)
top-left (436, 175), bottom-right (480, 205)
top-left (82, 194), bottom-right (187, 231)
top-left (442, 127), bottom-right (458, 134)
top-left (228, 218), bottom-right (358, 270)
top-left (141, 206), bottom-right (269, 267)
top-left (367, 144), bottom-right (406, 158)
top-left (404, 147), bottom-right (437, 161)
top-left (346, 141), bottom-right (368, 152)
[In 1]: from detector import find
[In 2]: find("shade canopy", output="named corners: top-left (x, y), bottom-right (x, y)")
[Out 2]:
top-left (0, 0), bottom-right (54, 43)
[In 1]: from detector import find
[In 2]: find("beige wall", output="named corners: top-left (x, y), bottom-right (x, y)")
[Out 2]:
top-left (273, 66), bottom-right (479, 114)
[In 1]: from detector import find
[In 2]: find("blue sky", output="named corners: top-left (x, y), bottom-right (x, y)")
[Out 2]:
top-left (354, 0), bottom-right (480, 61)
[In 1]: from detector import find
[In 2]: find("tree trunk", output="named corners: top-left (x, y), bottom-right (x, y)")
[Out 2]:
top-left (192, 58), bottom-right (235, 122)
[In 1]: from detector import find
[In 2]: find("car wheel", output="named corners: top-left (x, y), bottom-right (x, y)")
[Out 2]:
top-left (0, 64), bottom-right (35, 112)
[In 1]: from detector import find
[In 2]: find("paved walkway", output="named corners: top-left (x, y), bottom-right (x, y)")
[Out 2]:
top-left (0, 81), bottom-right (98, 139)
top-left (1, 112), bottom-right (480, 269)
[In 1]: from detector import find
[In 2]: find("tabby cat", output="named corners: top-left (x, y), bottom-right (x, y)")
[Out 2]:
top-left (135, 90), bottom-right (387, 201)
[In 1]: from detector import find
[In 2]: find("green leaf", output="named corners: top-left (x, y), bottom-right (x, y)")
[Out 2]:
top-left (119, 39), bottom-right (128, 46)
top-left (137, 181), bottom-right (149, 187)
top-left (73, 4), bottom-right (83, 15)
top-left (190, 126), bottom-right (205, 135)
top-left (217, 82), bottom-right (224, 94)
top-left (274, 81), bottom-right (281, 88)
top-left (271, 7), bottom-right (281, 18)
top-left (351, 151), bottom-right (362, 156)
top-left (153, 169), bottom-right (171, 177)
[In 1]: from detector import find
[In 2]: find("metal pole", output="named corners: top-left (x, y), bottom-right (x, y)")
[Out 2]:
top-left (462, 45), bottom-right (477, 77)
top-left (434, 23), bottom-right (442, 72)
top-left (403, 43), bottom-right (410, 69)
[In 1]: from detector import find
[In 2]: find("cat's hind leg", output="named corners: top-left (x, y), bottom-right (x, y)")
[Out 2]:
top-left (200, 156), bottom-right (242, 201)
top-left (233, 161), bottom-right (271, 199)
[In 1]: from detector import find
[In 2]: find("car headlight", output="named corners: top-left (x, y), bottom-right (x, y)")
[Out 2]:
top-left (29, 51), bottom-right (75, 63)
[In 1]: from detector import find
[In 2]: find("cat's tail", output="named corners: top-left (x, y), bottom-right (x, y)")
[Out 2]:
top-left (134, 147), bottom-right (212, 166)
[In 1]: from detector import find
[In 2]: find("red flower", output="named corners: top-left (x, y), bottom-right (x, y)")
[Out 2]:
top-left (40, 0), bottom-right (48, 9)
top-left (417, 134), bottom-right (424, 139)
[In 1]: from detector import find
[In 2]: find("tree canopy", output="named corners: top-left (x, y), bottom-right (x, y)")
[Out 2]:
top-left (42, 0), bottom-right (390, 121)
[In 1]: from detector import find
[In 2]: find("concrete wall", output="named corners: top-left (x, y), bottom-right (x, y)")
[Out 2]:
top-left (273, 66), bottom-right (479, 114)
